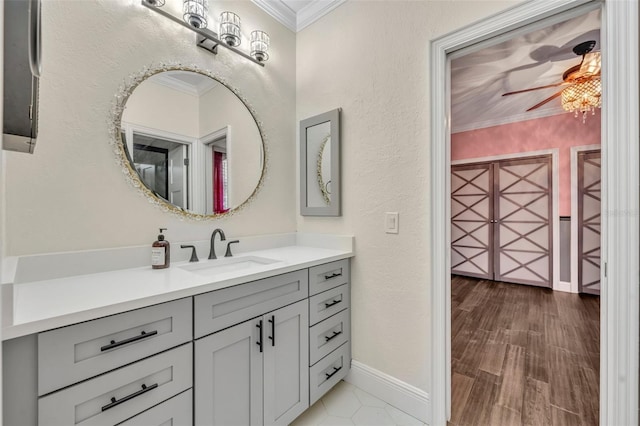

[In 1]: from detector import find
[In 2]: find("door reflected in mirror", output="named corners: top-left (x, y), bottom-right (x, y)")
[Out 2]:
top-left (119, 69), bottom-right (264, 216)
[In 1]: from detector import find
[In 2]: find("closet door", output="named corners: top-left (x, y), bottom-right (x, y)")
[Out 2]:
top-left (451, 163), bottom-right (493, 279)
top-left (578, 150), bottom-right (601, 295)
top-left (495, 156), bottom-right (552, 287)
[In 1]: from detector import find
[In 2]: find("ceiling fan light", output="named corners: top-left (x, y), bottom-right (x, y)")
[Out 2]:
top-left (561, 79), bottom-right (601, 123)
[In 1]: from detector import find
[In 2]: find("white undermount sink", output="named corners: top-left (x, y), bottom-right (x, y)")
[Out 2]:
top-left (179, 255), bottom-right (280, 276)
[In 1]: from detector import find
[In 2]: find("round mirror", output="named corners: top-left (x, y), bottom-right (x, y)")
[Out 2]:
top-left (112, 66), bottom-right (265, 218)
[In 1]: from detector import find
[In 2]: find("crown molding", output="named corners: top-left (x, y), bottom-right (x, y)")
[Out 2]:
top-left (297, 0), bottom-right (347, 31)
top-left (150, 74), bottom-right (217, 97)
top-left (252, 0), bottom-right (347, 32)
top-left (251, 0), bottom-right (297, 32)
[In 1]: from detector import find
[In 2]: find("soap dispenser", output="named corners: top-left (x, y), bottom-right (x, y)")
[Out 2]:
top-left (151, 228), bottom-right (170, 269)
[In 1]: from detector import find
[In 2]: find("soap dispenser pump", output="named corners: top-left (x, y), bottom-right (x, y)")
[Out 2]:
top-left (151, 228), bottom-right (170, 269)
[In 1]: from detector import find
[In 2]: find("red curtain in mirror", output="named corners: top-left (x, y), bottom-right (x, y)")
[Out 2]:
top-left (213, 151), bottom-right (228, 213)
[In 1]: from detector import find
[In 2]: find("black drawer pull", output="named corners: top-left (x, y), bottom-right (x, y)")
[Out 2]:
top-left (325, 330), bottom-right (342, 342)
top-left (324, 272), bottom-right (342, 280)
top-left (324, 299), bottom-right (341, 308)
top-left (256, 320), bottom-right (263, 353)
top-left (325, 366), bottom-right (342, 380)
top-left (101, 383), bottom-right (158, 412)
top-left (100, 330), bottom-right (158, 352)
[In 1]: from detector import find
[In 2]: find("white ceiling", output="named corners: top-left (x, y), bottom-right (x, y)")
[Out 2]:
top-left (251, 0), bottom-right (346, 32)
top-left (451, 9), bottom-right (601, 133)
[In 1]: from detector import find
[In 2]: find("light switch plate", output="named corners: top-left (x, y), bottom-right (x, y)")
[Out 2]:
top-left (385, 212), bottom-right (399, 234)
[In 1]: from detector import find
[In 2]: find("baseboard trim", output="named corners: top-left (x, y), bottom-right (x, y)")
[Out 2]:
top-left (556, 280), bottom-right (573, 293)
top-left (345, 360), bottom-right (430, 424)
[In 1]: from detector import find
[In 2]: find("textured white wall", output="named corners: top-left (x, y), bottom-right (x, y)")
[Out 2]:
top-left (4, 0), bottom-right (296, 255)
top-left (296, 0), bottom-right (523, 393)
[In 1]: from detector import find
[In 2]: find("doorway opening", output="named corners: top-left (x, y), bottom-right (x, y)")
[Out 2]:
top-left (430, 1), bottom-right (639, 425)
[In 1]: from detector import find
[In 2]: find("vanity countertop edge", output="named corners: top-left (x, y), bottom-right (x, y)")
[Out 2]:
top-left (2, 242), bottom-right (354, 341)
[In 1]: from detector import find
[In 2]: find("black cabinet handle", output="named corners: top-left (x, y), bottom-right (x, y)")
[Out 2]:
top-left (325, 366), bottom-right (342, 380)
top-left (256, 320), bottom-right (263, 353)
top-left (324, 272), bottom-right (342, 280)
top-left (324, 330), bottom-right (342, 342)
top-left (325, 299), bottom-right (341, 308)
top-left (268, 315), bottom-right (275, 346)
top-left (100, 330), bottom-right (158, 352)
top-left (101, 383), bottom-right (158, 412)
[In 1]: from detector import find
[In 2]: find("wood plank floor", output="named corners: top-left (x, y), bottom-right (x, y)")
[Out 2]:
top-left (450, 275), bottom-right (600, 426)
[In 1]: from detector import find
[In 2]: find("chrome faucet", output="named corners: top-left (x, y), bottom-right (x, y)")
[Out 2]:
top-left (208, 228), bottom-right (226, 259)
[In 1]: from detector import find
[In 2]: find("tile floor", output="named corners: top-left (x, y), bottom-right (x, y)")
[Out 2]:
top-left (290, 380), bottom-right (426, 426)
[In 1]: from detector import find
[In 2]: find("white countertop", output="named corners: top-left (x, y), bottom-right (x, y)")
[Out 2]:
top-left (3, 244), bottom-right (353, 340)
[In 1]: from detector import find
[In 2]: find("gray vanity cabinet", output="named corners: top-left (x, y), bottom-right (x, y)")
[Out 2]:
top-left (119, 390), bottom-right (192, 425)
top-left (3, 259), bottom-right (350, 426)
top-left (307, 259), bottom-right (351, 405)
top-left (194, 317), bottom-right (264, 426)
top-left (263, 299), bottom-right (309, 425)
top-left (195, 299), bottom-right (309, 426)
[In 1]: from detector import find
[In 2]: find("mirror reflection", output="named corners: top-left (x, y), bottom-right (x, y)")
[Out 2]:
top-left (120, 70), bottom-right (264, 216)
top-left (318, 136), bottom-right (331, 203)
top-left (305, 121), bottom-right (331, 207)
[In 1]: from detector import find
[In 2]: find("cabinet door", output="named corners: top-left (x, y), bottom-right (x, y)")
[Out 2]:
top-left (263, 300), bottom-right (309, 426)
top-left (195, 319), bottom-right (263, 426)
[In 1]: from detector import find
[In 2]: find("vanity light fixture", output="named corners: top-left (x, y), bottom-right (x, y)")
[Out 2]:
top-left (250, 30), bottom-right (270, 63)
top-left (220, 11), bottom-right (241, 47)
top-left (140, 0), bottom-right (268, 67)
top-left (183, 0), bottom-right (208, 28)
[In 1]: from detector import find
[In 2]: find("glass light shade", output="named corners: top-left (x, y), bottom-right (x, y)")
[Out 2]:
top-left (561, 79), bottom-right (601, 123)
top-left (220, 12), bottom-right (241, 47)
top-left (183, 0), bottom-right (208, 29)
top-left (250, 30), bottom-right (270, 62)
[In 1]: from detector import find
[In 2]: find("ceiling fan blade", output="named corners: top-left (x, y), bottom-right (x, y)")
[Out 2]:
top-left (502, 82), bottom-right (569, 96)
top-left (526, 89), bottom-right (565, 111)
top-left (580, 51), bottom-right (601, 76)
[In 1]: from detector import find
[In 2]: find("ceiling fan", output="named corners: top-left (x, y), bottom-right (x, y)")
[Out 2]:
top-left (502, 40), bottom-right (602, 112)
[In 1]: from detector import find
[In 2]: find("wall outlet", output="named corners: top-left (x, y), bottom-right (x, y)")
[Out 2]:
top-left (385, 212), bottom-right (399, 234)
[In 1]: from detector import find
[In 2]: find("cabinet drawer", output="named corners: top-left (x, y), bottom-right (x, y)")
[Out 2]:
top-left (309, 309), bottom-right (350, 365)
top-left (309, 284), bottom-right (350, 326)
top-left (309, 260), bottom-right (349, 296)
top-left (309, 342), bottom-right (351, 405)
top-left (38, 343), bottom-right (192, 426)
top-left (194, 270), bottom-right (308, 338)
top-left (118, 389), bottom-right (192, 426)
top-left (38, 298), bottom-right (192, 395)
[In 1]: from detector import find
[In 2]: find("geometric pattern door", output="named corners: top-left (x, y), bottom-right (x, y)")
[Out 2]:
top-left (578, 150), bottom-right (601, 295)
top-left (451, 163), bottom-right (493, 279)
top-left (494, 156), bottom-right (552, 288)
top-left (452, 155), bottom-right (553, 288)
